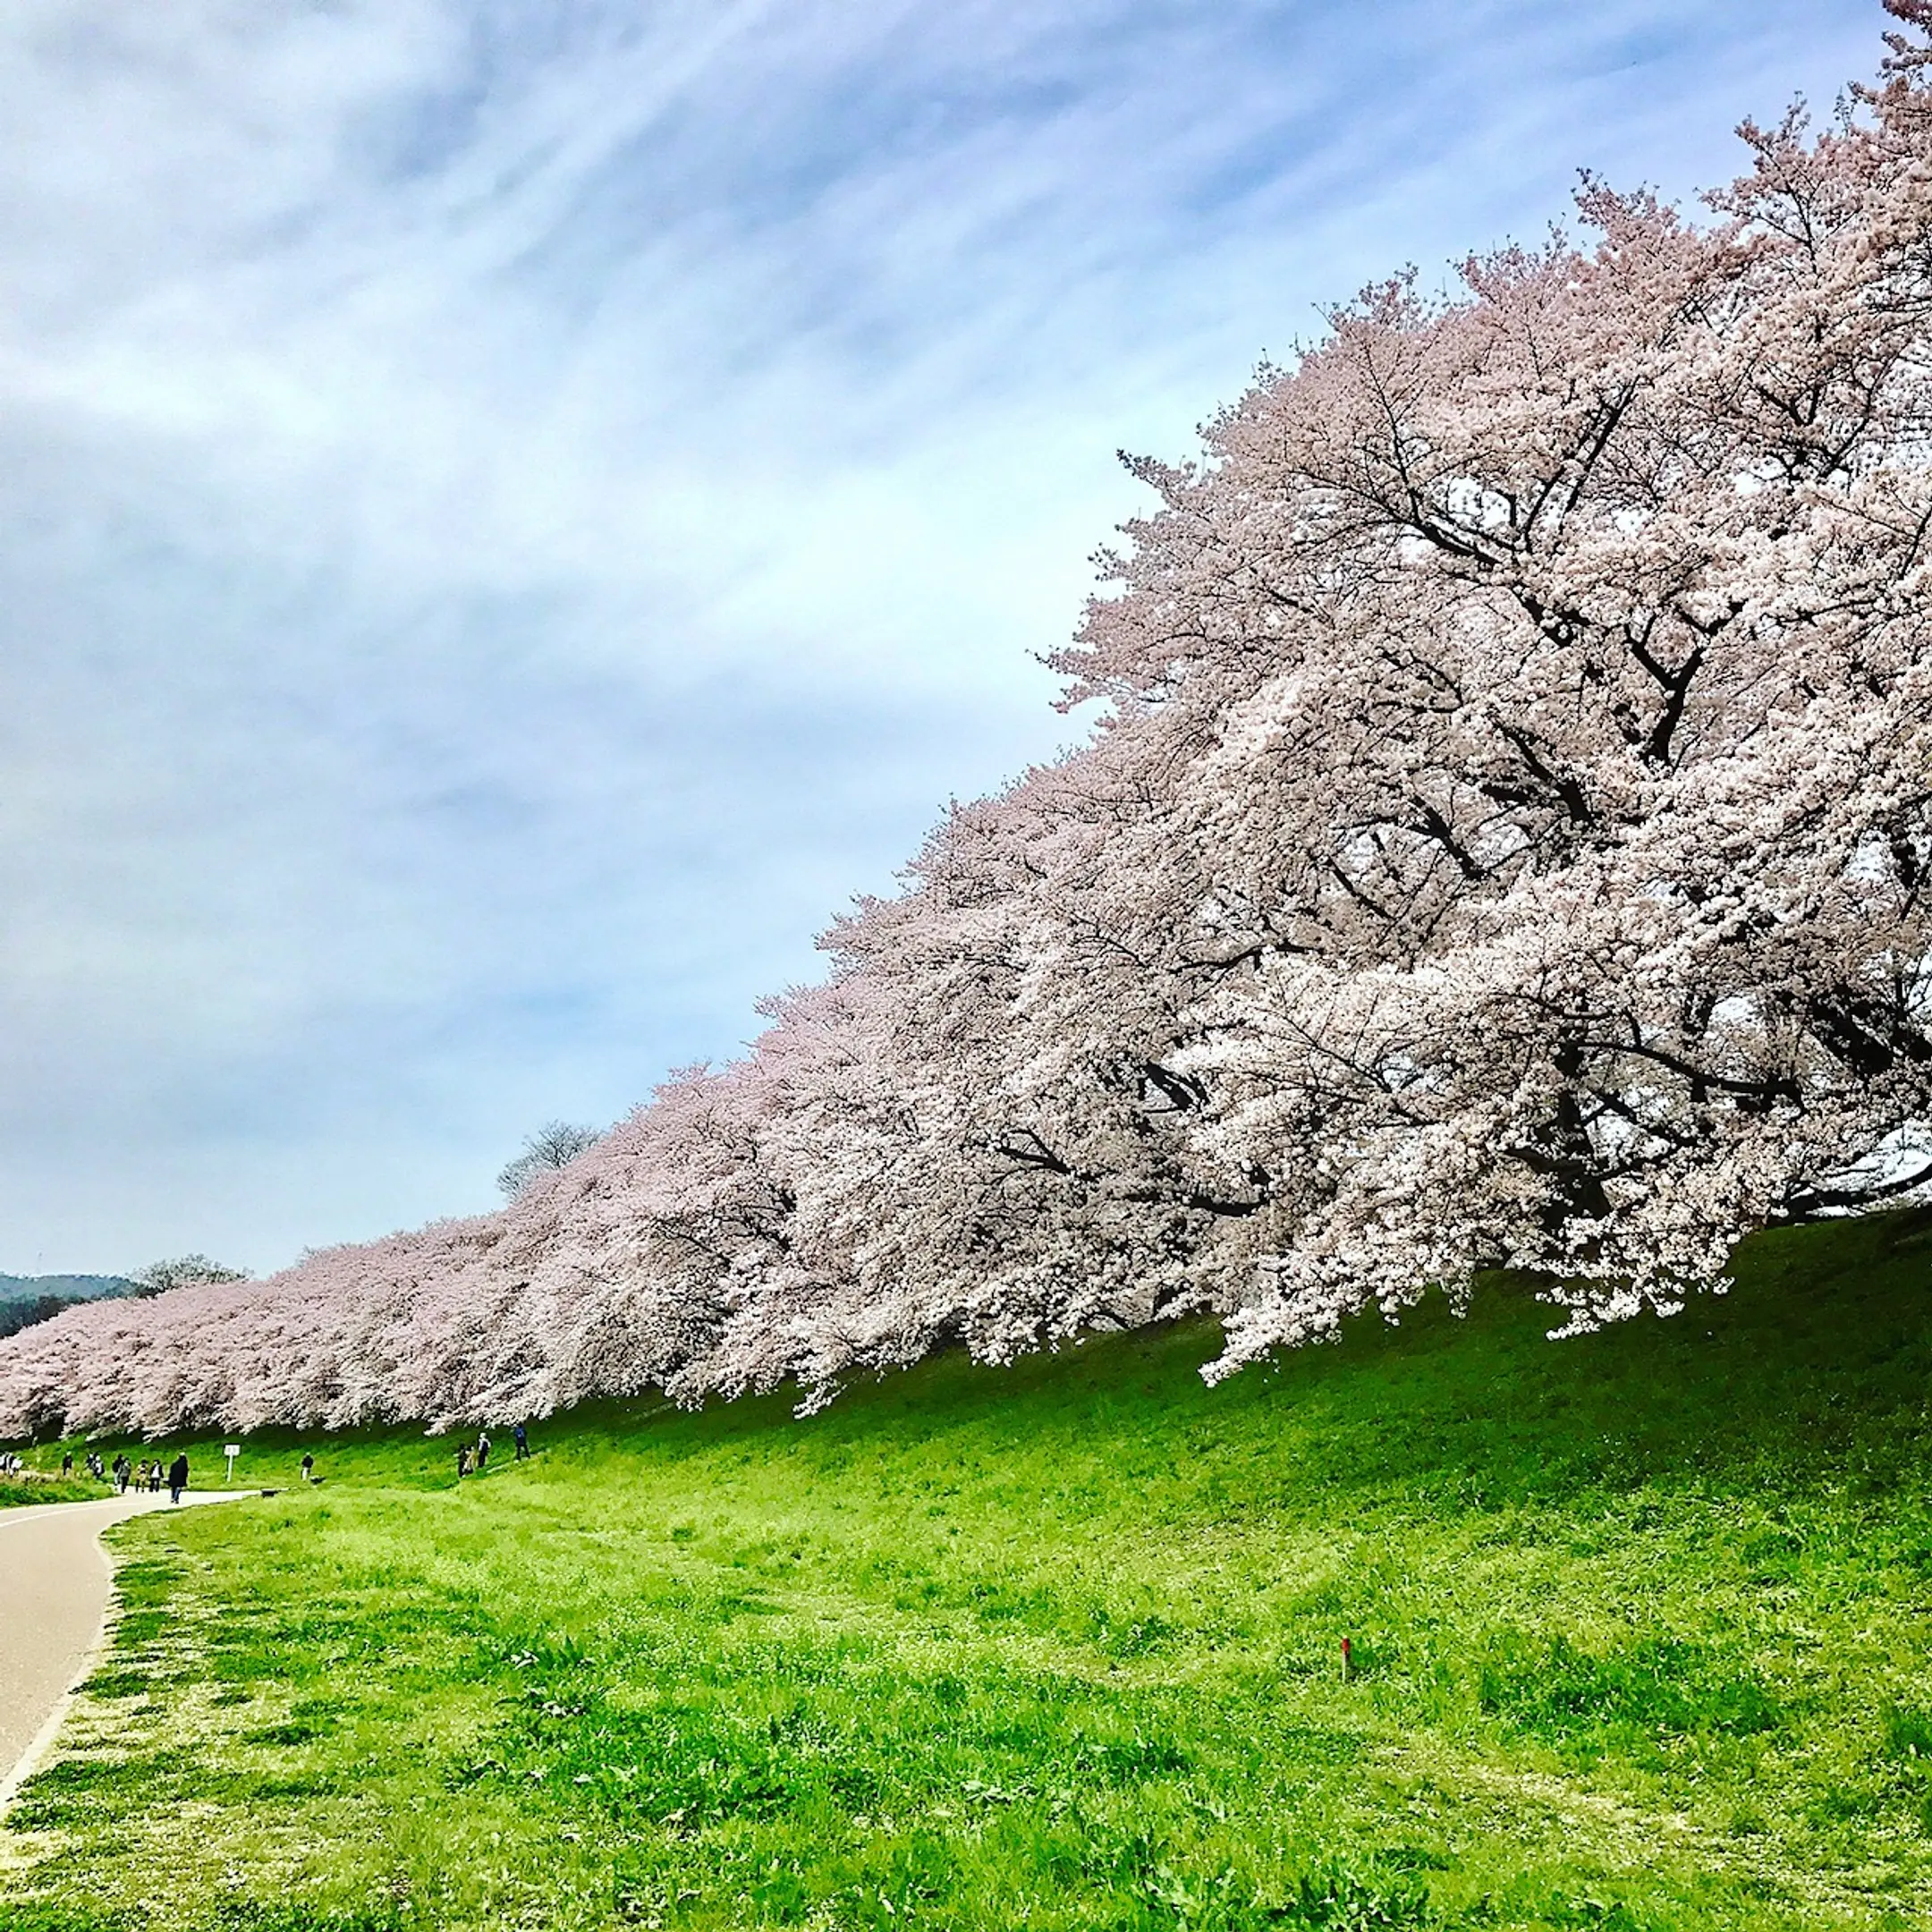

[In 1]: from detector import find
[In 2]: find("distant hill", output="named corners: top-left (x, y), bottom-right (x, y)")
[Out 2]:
top-left (0, 1273), bottom-right (132, 1306)
top-left (0, 1273), bottom-right (132, 1341)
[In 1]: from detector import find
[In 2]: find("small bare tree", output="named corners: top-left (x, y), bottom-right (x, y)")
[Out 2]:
top-left (496, 1121), bottom-right (602, 1200)
top-left (129, 1254), bottom-right (247, 1299)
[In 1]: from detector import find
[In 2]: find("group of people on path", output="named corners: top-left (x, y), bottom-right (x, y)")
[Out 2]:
top-left (454, 1420), bottom-right (530, 1480)
top-left (19, 1426), bottom-right (524, 1496)
top-left (42, 1446), bottom-right (191, 1503)
top-left (106, 1451), bottom-right (191, 1503)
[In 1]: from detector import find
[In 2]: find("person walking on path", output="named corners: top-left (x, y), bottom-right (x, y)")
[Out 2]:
top-left (167, 1453), bottom-right (189, 1504)
top-left (454, 1443), bottom-right (470, 1480)
top-left (59, 1451), bottom-right (72, 1478)
top-left (475, 1431), bottom-right (491, 1475)
top-left (513, 1423), bottom-right (530, 1461)
top-left (301, 1453), bottom-right (314, 1483)
top-left (113, 1456), bottom-right (129, 1496)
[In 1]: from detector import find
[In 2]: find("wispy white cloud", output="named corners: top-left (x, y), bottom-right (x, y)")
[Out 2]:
top-left (0, 0), bottom-right (1881, 1270)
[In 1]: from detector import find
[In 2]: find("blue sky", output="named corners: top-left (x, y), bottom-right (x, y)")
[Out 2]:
top-left (0, 0), bottom-right (1881, 1275)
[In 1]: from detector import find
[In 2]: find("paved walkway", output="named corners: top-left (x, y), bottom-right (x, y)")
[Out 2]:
top-left (0, 1489), bottom-right (251, 1809)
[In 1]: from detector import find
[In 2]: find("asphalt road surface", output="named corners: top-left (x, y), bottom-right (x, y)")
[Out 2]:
top-left (0, 1489), bottom-right (250, 1807)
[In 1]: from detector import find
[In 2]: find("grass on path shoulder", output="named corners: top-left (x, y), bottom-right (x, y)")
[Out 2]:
top-left (4, 1213), bottom-right (1932, 1929)
top-left (0, 1476), bottom-right (100, 1507)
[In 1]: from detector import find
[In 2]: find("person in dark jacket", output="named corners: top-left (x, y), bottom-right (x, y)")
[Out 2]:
top-left (168, 1453), bottom-right (189, 1504)
top-left (513, 1422), bottom-right (530, 1461)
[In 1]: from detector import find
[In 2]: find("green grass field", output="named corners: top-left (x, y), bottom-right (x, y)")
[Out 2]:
top-left (4, 1213), bottom-right (1932, 1929)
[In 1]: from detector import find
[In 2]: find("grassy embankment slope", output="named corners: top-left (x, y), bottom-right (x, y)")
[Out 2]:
top-left (4, 1214), bottom-right (1932, 1930)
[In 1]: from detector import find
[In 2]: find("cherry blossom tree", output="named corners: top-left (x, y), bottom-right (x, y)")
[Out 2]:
top-left (4, 4), bottom-right (1932, 1436)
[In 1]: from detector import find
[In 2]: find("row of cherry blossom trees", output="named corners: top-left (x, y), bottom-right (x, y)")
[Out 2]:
top-left (4, 4), bottom-right (1931, 1438)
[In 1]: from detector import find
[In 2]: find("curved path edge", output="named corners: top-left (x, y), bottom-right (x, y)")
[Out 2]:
top-left (0, 1490), bottom-right (255, 1817)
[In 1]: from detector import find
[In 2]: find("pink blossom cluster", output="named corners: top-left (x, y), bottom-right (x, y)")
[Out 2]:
top-left (8, 6), bottom-right (1932, 1437)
